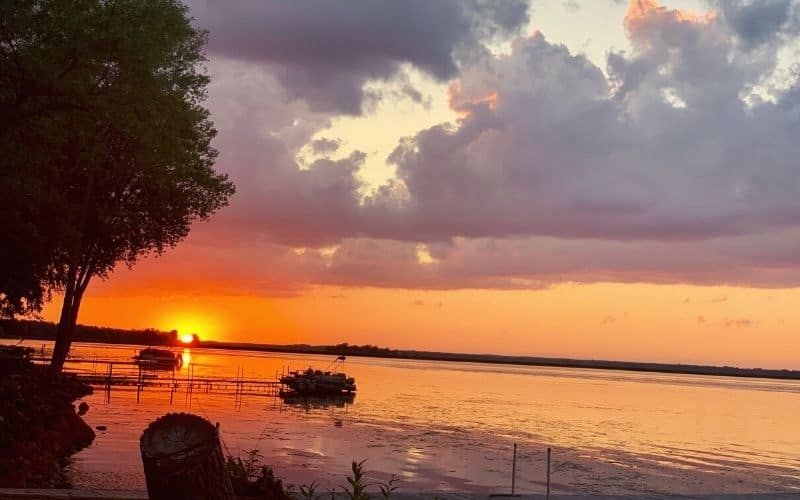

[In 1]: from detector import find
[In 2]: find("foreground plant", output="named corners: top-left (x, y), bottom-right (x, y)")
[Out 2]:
top-left (342, 460), bottom-right (400, 500)
top-left (226, 448), bottom-right (292, 500)
top-left (343, 460), bottom-right (370, 500)
top-left (299, 481), bottom-right (320, 500)
top-left (378, 474), bottom-right (399, 500)
top-left (225, 450), bottom-right (400, 500)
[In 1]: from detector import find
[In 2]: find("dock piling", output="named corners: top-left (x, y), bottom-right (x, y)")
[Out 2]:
top-left (511, 443), bottom-right (517, 495)
top-left (546, 447), bottom-right (551, 500)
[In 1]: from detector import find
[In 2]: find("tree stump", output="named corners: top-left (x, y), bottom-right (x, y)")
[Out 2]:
top-left (140, 413), bottom-right (234, 500)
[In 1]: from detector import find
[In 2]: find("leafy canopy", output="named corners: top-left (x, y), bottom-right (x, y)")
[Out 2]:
top-left (0, 0), bottom-right (234, 316)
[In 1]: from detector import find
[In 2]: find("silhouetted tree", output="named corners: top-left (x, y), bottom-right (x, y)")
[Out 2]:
top-left (0, 0), bottom-right (234, 371)
top-left (0, 193), bottom-right (52, 317)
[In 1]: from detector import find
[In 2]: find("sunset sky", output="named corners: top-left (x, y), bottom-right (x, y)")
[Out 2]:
top-left (41, 0), bottom-right (800, 369)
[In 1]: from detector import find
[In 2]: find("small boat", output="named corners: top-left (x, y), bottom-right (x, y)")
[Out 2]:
top-left (133, 348), bottom-right (182, 369)
top-left (280, 356), bottom-right (356, 395)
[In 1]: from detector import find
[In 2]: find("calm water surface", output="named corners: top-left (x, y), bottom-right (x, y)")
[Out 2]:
top-left (11, 341), bottom-right (800, 494)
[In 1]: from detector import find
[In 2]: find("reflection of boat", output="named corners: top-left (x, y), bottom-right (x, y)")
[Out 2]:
top-left (279, 356), bottom-right (356, 394)
top-left (279, 391), bottom-right (355, 410)
top-left (133, 348), bottom-right (182, 369)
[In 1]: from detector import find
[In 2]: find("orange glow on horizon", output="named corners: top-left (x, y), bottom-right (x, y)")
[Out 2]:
top-left (180, 333), bottom-right (195, 344)
top-left (38, 282), bottom-right (800, 370)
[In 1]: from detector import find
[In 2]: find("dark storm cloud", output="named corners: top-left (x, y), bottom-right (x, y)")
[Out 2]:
top-left (188, 0), bottom-right (529, 114)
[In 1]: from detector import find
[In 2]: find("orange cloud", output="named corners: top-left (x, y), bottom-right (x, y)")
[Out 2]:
top-left (447, 81), bottom-right (499, 118)
top-left (625, 0), bottom-right (714, 35)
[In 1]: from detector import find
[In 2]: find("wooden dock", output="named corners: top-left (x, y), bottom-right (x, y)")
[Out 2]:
top-left (31, 355), bottom-right (283, 398)
top-left (74, 373), bottom-right (281, 395)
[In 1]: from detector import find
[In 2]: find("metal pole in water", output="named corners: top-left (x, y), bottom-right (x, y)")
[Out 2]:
top-left (546, 447), bottom-right (551, 500)
top-left (511, 443), bottom-right (517, 495)
top-left (105, 363), bottom-right (113, 403)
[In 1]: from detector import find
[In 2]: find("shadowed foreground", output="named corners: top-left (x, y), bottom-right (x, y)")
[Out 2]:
top-left (0, 347), bottom-right (95, 487)
top-left (0, 490), bottom-right (797, 499)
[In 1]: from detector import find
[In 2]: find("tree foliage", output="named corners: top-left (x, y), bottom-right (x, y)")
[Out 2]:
top-left (0, 0), bottom-right (235, 369)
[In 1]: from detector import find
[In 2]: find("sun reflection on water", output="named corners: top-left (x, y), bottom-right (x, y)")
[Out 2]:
top-left (181, 348), bottom-right (192, 367)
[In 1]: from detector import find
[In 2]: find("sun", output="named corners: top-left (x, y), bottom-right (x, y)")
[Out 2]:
top-left (159, 310), bottom-right (219, 342)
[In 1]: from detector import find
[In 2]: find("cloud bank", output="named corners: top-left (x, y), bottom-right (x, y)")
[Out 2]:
top-left (141, 0), bottom-right (800, 295)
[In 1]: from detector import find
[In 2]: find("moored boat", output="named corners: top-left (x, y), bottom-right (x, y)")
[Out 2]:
top-left (279, 356), bottom-right (356, 394)
top-left (133, 347), bottom-right (182, 369)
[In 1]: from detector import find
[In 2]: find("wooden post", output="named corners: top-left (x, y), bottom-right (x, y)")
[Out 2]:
top-left (137, 364), bottom-right (142, 403)
top-left (170, 367), bottom-right (176, 404)
top-left (105, 363), bottom-right (113, 403)
top-left (140, 413), bottom-right (234, 500)
top-left (546, 447), bottom-right (551, 500)
top-left (511, 443), bottom-right (517, 495)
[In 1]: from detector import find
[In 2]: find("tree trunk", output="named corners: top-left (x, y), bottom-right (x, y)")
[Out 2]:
top-left (51, 151), bottom-right (94, 372)
top-left (50, 284), bottom-right (82, 372)
top-left (140, 413), bottom-right (234, 500)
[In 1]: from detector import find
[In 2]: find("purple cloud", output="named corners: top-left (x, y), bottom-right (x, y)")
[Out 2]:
top-left (188, 0), bottom-right (529, 114)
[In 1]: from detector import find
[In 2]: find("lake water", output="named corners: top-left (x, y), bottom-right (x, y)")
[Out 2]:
top-left (10, 341), bottom-right (800, 495)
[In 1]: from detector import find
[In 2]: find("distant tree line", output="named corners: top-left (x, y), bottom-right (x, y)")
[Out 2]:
top-left (325, 342), bottom-right (396, 356)
top-left (0, 319), bottom-right (178, 347)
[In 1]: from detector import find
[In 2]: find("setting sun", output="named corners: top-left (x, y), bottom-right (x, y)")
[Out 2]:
top-left (158, 310), bottom-right (219, 341)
